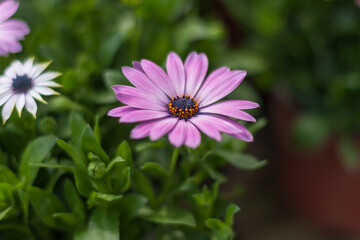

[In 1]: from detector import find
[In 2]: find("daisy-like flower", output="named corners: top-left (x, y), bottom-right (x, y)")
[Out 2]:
top-left (0, 58), bottom-right (61, 123)
top-left (108, 52), bottom-right (259, 148)
top-left (0, 0), bottom-right (30, 56)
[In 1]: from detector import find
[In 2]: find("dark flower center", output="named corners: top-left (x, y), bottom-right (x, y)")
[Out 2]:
top-left (12, 74), bottom-right (32, 93)
top-left (168, 95), bottom-right (198, 119)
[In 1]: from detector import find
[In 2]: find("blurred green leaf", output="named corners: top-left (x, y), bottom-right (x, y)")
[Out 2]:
top-left (81, 126), bottom-right (109, 163)
top-left (118, 193), bottom-right (148, 224)
top-left (214, 150), bottom-right (267, 170)
top-left (87, 192), bottom-right (123, 208)
top-left (337, 137), bottom-right (360, 170)
top-left (19, 135), bottom-right (57, 187)
top-left (133, 170), bottom-right (155, 205)
top-left (64, 179), bottom-right (85, 221)
top-left (224, 204), bottom-right (240, 226)
top-left (116, 141), bottom-right (133, 170)
top-left (0, 166), bottom-right (18, 185)
top-left (141, 162), bottom-right (169, 179)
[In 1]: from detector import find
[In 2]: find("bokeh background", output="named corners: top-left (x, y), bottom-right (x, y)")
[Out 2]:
top-left (2, 0), bottom-right (360, 239)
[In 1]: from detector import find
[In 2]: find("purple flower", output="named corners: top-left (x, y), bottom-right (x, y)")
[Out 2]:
top-left (108, 52), bottom-right (259, 148)
top-left (0, 0), bottom-right (30, 56)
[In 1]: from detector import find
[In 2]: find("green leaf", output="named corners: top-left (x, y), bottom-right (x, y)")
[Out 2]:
top-left (71, 112), bottom-right (88, 150)
top-left (133, 170), bottom-right (155, 205)
top-left (138, 206), bottom-right (196, 227)
top-left (206, 218), bottom-right (233, 240)
top-left (53, 212), bottom-right (79, 230)
top-left (19, 135), bottom-right (57, 187)
top-left (337, 137), bottom-right (360, 170)
top-left (57, 139), bottom-right (86, 169)
top-left (73, 168), bottom-right (93, 197)
top-left (0, 206), bottom-right (16, 221)
top-left (0, 183), bottom-right (15, 209)
top-left (0, 166), bottom-right (18, 185)
top-left (29, 186), bottom-right (67, 229)
top-left (75, 206), bottom-right (119, 240)
top-left (93, 115), bottom-right (101, 145)
top-left (17, 189), bottom-right (29, 224)
top-left (141, 162), bottom-right (169, 179)
top-left (64, 179), bottom-right (85, 221)
top-left (116, 141), bottom-right (133, 170)
top-left (214, 150), bottom-right (267, 170)
top-left (118, 194), bottom-right (148, 224)
top-left (81, 125), bottom-right (109, 163)
top-left (87, 192), bottom-right (123, 208)
top-left (106, 157), bottom-right (126, 173)
top-left (224, 204), bottom-right (240, 226)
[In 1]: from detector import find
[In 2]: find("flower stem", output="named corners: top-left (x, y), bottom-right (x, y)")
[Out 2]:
top-left (169, 147), bottom-right (179, 175)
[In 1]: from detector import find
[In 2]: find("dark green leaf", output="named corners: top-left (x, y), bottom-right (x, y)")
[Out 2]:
top-left (81, 126), bottom-right (109, 163)
top-left (64, 179), bottom-right (85, 221)
top-left (141, 162), bottom-right (169, 179)
top-left (214, 150), bottom-right (267, 170)
top-left (116, 141), bottom-right (133, 170)
top-left (0, 166), bottom-right (18, 185)
top-left (224, 204), bottom-right (240, 226)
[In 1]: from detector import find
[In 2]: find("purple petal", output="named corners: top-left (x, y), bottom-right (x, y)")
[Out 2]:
top-left (200, 103), bottom-right (256, 122)
top-left (122, 67), bottom-right (169, 103)
top-left (113, 85), bottom-right (166, 111)
top-left (203, 114), bottom-right (253, 142)
top-left (130, 119), bottom-right (164, 139)
top-left (190, 115), bottom-right (222, 141)
top-left (0, 0), bottom-right (19, 23)
top-left (141, 59), bottom-right (176, 97)
top-left (168, 120), bottom-right (187, 147)
top-left (149, 117), bottom-right (178, 141)
top-left (107, 106), bottom-right (137, 117)
top-left (206, 100), bottom-right (259, 109)
top-left (166, 52), bottom-right (185, 96)
top-left (195, 67), bottom-right (230, 103)
top-left (200, 70), bottom-right (247, 107)
top-left (184, 52), bottom-right (208, 96)
top-left (132, 61), bottom-right (145, 73)
top-left (120, 109), bottom-right (169, 123)
top-left (185, 122), bottom-right (201, 148)
top-left (0, 19), bottom-right (30, 39)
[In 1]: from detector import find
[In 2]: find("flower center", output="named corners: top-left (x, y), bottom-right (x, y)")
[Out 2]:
top-left (168, 95), bottom-right (198, 119)
top-left (12, 74), bottom-right (32, 93)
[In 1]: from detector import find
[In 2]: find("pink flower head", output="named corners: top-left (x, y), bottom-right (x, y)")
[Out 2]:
top-left (0, 0), bottom-right (30, 56)
top-left (108, 52), bottom-right (259, 149)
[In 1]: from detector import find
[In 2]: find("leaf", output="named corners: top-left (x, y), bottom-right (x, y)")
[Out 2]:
top-left (64, 179), bottom-right (85, 221)
top-left (29, 186), bottom-right (67, 229)
top-left (116, 141), bottom-right (133, 170)
top-left (19, 135), bottom-right (57, 187)
top-left (138, 206), bottom-right (196, 227)
top-left (53, 212), bottom-right (79, 230)
top-left (224, 204), bottom-right (240, 226)
top-left (87, 192), bottom-right (123, 208)
top-left (337, 137), bottom-right (360, 170)
top-left (133, 170), bottom-right (155, 205)
top-left (71, 112), bottom-right (88, 150)
top-left (73, 168), bottom-right (93, 197)
top-left (0, 166), bottom-right (19, 185)
top-left (118, 194), bottom-right (148, 224)
top-left (75, 206), bottom-right (119, 240)
top-left (0, 206), bottom-right (15, 221)
top-left (57, 139), bottom-right (86, 169)
top-left (81, 126), bottom-right (109, 163)
top-left (214, 150), bottom-right (267, 170)
top-left (93, 115), bottom-right (101, 145)
top-left (141, 162), bottom-right (169, 179)
top-left (17, 189), bottom-right (29, 224)
top-left (206, 218), bottom-right (233, 240)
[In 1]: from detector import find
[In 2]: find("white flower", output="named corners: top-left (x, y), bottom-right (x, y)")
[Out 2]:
top-left (0, 58), bottom-right (61, 123)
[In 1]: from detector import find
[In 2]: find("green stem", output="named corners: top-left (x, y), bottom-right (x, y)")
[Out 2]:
top-left (169, 147), bottom-right (179, 175)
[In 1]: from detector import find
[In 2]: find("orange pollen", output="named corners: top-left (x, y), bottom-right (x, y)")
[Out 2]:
top-left (167, 95), bottom-right (199, 119)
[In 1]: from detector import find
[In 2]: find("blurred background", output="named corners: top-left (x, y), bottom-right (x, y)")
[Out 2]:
top-left (3, 0), bottom-right (360, 239)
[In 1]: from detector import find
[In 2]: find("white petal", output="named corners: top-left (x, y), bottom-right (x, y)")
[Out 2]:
top-left (0, 85), bottom-right (11, 95)
top-left (35, 80), bottom-right (62, 88)
top-left (34, 86), bottom-right (59, 96)
top-left (13, 61), bottom-right (24, 76)
top-left (2, 94), bottom-right (18, 124)
top-left (29, 89), bottom-right (46, 103)
top-left (23, 57), bottom-right (35, 73)
top-left (29, 61), bottom-right (52, 79)
top-left (0, 91), bottom-right (13, 106)
top-left (4, 63), bottom-right (17, 79)
top-left (15, 94), bottom-right (25, 117)
top-left (33, 72), bottom-right (61, 83)
top-left (0, 76), bottom-right (12, 85)
top-left (25, 94), bottom-right (37, 118)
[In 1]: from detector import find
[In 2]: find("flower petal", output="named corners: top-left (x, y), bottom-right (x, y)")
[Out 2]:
top-left (29, 89), bottom-right (46, 103)
top-left (141, 59), bottom-right (176, 97)
top-left (107, 106), bottom-right (137, 117)
top-left (195, 67), bottom-right (230, 103)
top-left (0, 0), bottom-right (19, 23)
top-left (200, 103), bottom-right (256, 122)
top-left (122, 66), bottom-right (169, 103)
top-left (149, 117), bottom-right (178, 141)
top-left (119, 109), bottom-right (169, 123)
top-left (2, 94), bottom-right (17, 123)
top-left (205, 100), bottom-right (259, 110)
top-left (168, 120), bottom-right (187, 147)
top-left (36, 80), bottom-right (62, 88)
top-left (114, 86), bottom-right (166, 111)
top-left (185, 122), bottom-right (201, 148)
top-left (29, 61), bottom-right (51, 79)
top-left (200, 70), bottom-right (247, 107)
top-left (184, 52), bottom-right (208, 96)
top-left (166, 52), bottom-right (185, 96)
top-left (15, 93), bottom-right (25, 116)
top-left (25, 93), bottom-right (37, 118)
top-left (130, 119), bottom-right (165, 139)
top-left (33, 86), bottom-right (59, 96)
top-left (190, 115), bottom-right (222, 141)
top-left (33, 72), bottom-right (61, 83)
top-left (132, 61), bottom-right (145, 73)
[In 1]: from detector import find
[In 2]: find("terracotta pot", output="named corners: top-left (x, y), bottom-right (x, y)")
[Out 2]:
top-left (269, 93), bottom-right (360, 233)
